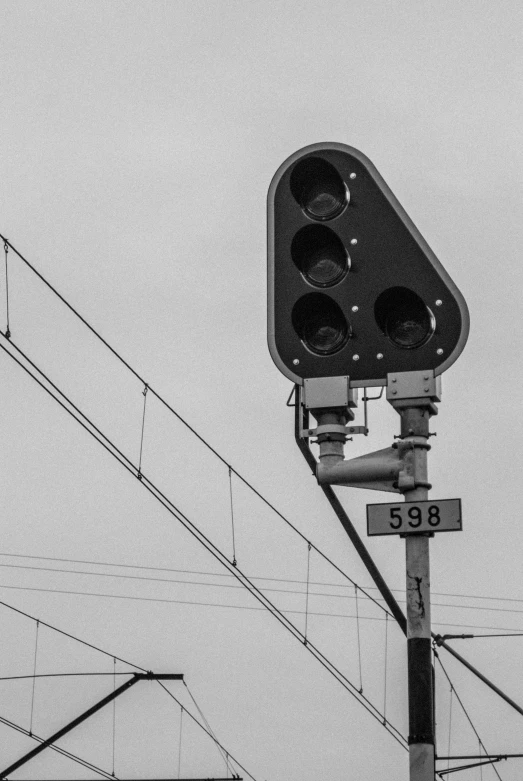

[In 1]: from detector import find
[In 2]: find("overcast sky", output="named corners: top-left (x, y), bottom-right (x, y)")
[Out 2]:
top-left (1, 2), bottom-right (523, 779)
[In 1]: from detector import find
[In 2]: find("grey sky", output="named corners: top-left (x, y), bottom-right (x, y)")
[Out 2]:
top-left (1, 2), bottom-right (523, 779)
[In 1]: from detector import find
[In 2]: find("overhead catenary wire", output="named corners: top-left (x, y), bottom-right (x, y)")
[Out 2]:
top-left (158, 679), bottom-right (257, 781)
top-left (0, 334), bottom-right (408, 751)
top-left (0, 580), bottom-right (520, 633)
top-left (0, 595), bottom-right (146, 671)
top-left (2, 552), bottom-right (523, 618)
top-left (0, 234), bottom-right (388, 617)
top-left (2, 559), bottom-right (523, 630)
top-left (182, 680), bottom-right (237, 778)
top-left (6, 234), bottom-right (518, 758)
top-left (0, 551), bottom-right (523, 608)
top-left (0, 712), bottom-right (117, 779)
top-left (434, 652), bottom-right (503, 781)
top-left (0, 594), bottom-right (245, 780)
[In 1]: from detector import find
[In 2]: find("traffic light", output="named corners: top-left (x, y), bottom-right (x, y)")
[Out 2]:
top-left (267, 143), bottom-right (469, 386)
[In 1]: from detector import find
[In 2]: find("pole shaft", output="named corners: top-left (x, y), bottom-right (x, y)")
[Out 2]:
top-left (294, 395), bottom-right (407, 634)
top-left (399, 406), bottom-right (435, 781)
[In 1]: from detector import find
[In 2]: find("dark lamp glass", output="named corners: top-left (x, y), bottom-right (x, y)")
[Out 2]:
top-left (292, 293), bottom-right (350, 355)
top-left (291, 225), bottom-right (349, 288)
top-left (290, 156), bottom-right (348, 222)
top-left (375, 287), bottom-right (434, 350)
top-left (302, 182), bottom-right (347, 221)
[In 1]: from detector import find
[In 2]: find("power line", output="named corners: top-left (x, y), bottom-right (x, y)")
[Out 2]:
top-left (0, 581), bottom-right (521, 634)
top-left (157, 680), bottom-right (258, 781)
top-left (0, 336), bottom-right (408, 751)
top-left (3, 559), bottom-right (523, 625)
top-left (0, 595), bottom-right (146, 671)
top-left (434, 652), bottom-right (503, 781)
top-left (0, 234), bottom-right (385, 617)
top-left (0, 713), bottom-right (116, 779)
top-left (0, 671), bottom-right (139, 681)
top-left (1, 552), bottom-right (522, 610)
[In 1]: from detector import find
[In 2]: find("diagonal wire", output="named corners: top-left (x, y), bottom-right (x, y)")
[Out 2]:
top-left (435, 652), bottom-right (503, 781)
top-left (0, 333), bottom-right (408, 751)
top-left (0, 597), bottom-right (146, 671)
top-left (0, 234), bottom-right (390, 618)
top-left (157, 680), bottom-right (257, 781)
top-left (0, 712), bottom-right (117, 779)
top-left (183, 680), bottom-right (236, 777)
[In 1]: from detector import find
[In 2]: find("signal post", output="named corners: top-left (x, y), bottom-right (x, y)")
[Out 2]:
top-left (267, 142), bottom-right (469, 780)
top-left (391, 395), bottom-right (435, 781)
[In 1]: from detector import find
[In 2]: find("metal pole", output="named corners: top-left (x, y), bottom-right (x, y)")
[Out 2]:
top-left (398, 406), bottom-right (435, 781)
top-left (295, 395), bottom-right (408, 634)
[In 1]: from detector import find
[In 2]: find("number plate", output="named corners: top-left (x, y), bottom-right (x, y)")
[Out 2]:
top-left (367, 499), bottom-right (462, 536)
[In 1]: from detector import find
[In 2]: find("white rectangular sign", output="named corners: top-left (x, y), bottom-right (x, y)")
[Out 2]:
top-left (367, 498), bottom-right (462, 537)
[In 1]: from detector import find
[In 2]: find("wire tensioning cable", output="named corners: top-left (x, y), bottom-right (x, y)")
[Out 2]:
top-left (0, 234), bottom-right (388, 618)
top-left (0, 594), bottom-right (146, 671)
top-left (0, 713), bottom-right (116, 779)
top-left (434, 651), bottom-right (503, 781)
top-left (0, 332), bottom-right (408, 751)
top-left (158, 680), bottom-right (257, 781)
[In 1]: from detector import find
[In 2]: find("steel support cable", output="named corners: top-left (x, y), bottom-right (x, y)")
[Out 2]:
top-left (2, 583), bottom-right (512, 634)
top-left (0, 336), bottom-right (408, 751)
top-left (0, 713), bottom-right (116, 779)
top-left (138, 472), bottom-right (407, 748)
top-left (6, 553), bottom-right (523, 618)
top-left (0, 235), bottom-right (387, 618)
top-left (157, 681), bottom-right (256, 781)
top-left (0, 597), bottom-right (146, 672)
top-left (4, 560), bottom-right (523, 622)
top-left (182, 681), bottom-right (242, 780)
top-left (183, 681), bottom-right (232, 772)
top-left (0, 560), bottom-right (397, 610)
top-left (0, 671), bottom-right (142, 681)
top-left (434, 653), bottom-right (503, 781)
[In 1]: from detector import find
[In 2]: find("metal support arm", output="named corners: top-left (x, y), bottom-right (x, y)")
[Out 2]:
top-left (0, 672), bottom-right (184, 778)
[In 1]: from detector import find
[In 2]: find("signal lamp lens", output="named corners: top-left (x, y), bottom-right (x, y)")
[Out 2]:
top-left (375, 287), bottom-right (435, 349)
top-left (290, 157), bottom-right (348, 221)
top-left (302, 184), bottom-right (347, 220)
top-left (292, 293), bottom-right (350, 355)
top-left (292, 225), bottom-right (349, 287)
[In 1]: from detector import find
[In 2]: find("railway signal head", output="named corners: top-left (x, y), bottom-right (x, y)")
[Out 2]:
top-left (267, 143), bottom-right (469, 387)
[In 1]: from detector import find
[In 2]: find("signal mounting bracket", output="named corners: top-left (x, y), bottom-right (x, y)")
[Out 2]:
top-left (387, 370), bottom-right (441, 415)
